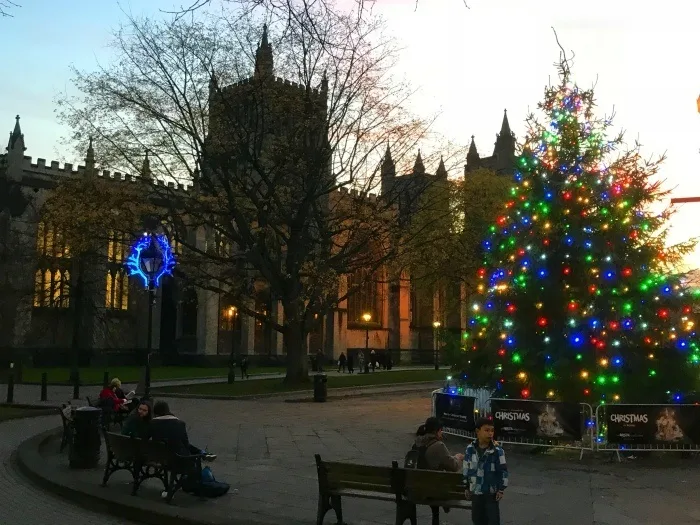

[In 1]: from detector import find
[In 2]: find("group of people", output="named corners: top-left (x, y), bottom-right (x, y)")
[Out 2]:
top-left (410, 416), bottom-right (508, 525)
top-left (120, 399), bottom-right (216, 461)
top-left (334, 349), bottom-right (393, 374)
top-left (97, 378), bottom-right (215, 461)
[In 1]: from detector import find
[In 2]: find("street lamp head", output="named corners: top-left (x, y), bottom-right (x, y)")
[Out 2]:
top-left (433, 321), bottom-right (441, 329)
top-left (140, 235), bottom-right (163, 277)
top-left (362, 312), bottom-right (372, 323)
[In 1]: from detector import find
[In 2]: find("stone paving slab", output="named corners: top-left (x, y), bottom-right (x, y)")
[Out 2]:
top-left (16, 391), bottom-right (700, 525)
top-left (0, 416), bottom-right (141, 525)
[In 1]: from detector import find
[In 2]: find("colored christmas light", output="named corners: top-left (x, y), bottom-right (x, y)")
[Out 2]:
top-left (465, 72), bottom-right (700, 403)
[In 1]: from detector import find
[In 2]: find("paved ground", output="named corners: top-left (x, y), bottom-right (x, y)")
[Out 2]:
top-left (5, 366), bottom-right (434, 405)
top-left (17, 390), bottom-right (700, 525)
top-left (0, 416), bottom-right (141, 525)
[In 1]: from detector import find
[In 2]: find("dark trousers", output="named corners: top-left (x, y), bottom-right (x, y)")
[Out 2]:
top-left (471, 494), bottom-right (500, 525)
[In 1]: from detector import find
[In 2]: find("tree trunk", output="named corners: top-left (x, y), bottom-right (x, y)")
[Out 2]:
top-left (282, 300), bottom-right (309, 385)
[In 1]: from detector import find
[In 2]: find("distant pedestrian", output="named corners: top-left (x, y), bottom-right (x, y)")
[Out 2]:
top-left (370, 349), bottom-right (376, 372)
top-left (316, 349), bottom-right (325, 372)
top-left (358, 351), bottom-right (365, 374)
top-left (347, 353), bottom-right (354, 374)
top-left (240, 356), bottom-right (249, 379)
top-left (465, 417), bottom-right (508, 525)
top-left (338, 352), bottom-right (347, 373)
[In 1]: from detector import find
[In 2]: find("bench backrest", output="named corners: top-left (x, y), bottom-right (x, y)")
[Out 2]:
top-left (104, 432), bottom-right (140, 462)
top-left (317, 456), bottom-right (395, 494)
top-left (138, 438), bottom-right (173, 464)
top-left (401, 468), bottom-right (467, 502)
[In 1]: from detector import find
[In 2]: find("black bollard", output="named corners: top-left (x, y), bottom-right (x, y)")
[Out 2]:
top-left (72, 370), bottom-right (80, 400)
top-left (103, 371), bottom-right (109, 389)
top-left (6, 372), bottom-right (14, 403)
top-left (40, 372), bottom-right (47, 402)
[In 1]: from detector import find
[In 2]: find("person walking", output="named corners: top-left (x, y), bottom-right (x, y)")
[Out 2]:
top-left (347, 352), bottom-right (354, 374)
top-left (338, 352), bottom-right (347, 373)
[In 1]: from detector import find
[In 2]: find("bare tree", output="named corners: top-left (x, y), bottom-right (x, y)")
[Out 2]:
top-left (0, 0), bottom-right (19, 17)
top-left (57, 3), bottom-right (456, 383)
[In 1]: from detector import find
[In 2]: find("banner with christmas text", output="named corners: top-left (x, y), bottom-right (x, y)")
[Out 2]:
top-left (606, 404), bottom-right (700, 445)
top-left (434, 393), bottom-right (476, 431)
top-left (491, 399), bottom-right (583, 441)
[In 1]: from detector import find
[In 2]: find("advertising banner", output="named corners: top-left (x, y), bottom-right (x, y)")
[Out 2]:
top-left (606, 404), bottom-right (700, 445)
top-left (434, 393), bottom-right (476, 431)
top-left (491, 399), bottom-right (583, 441)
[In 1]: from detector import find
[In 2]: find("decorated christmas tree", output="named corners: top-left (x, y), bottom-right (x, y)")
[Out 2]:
top-left (465, 61), bottom-right (700, 404)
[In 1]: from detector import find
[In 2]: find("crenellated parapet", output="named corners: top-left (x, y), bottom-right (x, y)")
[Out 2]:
top-left (2, 152), bottom-right (194, 192)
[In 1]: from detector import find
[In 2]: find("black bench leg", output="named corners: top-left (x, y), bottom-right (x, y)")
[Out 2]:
top-left (395, 501), bottom-right (417, 525)
top-left (316, 493), bottom-right (331, 525)
top-left (430, 506), bottom-right (440, 525)
top-left (331, 495), bottom-right (343, 525)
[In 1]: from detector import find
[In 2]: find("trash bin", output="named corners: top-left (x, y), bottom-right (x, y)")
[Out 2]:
top-left (69, 406), bottom-right (102, 469)
top-left (313, 373), bottom-right (327, 402)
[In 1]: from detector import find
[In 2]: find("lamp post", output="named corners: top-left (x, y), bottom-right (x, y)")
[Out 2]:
top-left (362, 312), bottom-right (371, 373)
top-left (126, 232), bottom-right (176, 399)
top-left (227, 306), bottom-right (237, 384)
top-left (432, 320), bottom-right (441, 370)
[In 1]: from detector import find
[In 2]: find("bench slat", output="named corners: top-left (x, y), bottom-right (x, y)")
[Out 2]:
top-left (324, 462), bottom-right (394, 493)
top-left (331, 488), bottom-right (396, 501)
top-left (402, 468), bottom-right (468, 501)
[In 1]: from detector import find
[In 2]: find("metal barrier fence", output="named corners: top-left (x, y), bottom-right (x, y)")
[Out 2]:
top-left (431, 392), bottom-right (594, 459)
top-left (594, 403), bottom-right (700, 461)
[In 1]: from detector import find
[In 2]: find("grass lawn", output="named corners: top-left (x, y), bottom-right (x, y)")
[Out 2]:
top-left (20, 365), bottom-right (286, 385)
top-left (0, 406), bottom-right (56, 423)
top-left (152, 368), bottom-right (446, 397)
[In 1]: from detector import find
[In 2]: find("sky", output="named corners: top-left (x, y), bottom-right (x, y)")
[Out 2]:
top-left (1, 0), bottom-right (699, 264)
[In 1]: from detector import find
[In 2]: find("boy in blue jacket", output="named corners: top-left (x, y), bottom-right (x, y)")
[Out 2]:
top-left (464, 417), bottom-right (508, 525)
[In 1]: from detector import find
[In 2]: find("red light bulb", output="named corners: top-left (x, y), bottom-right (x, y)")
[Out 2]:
top-left (521, 389), bottom-right (530, 398)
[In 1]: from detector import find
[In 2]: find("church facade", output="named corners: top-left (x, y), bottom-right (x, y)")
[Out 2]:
top-left (0, 31), bottom-right (515, 364)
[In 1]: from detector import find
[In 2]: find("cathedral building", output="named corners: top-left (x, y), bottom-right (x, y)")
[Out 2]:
top-left (0, 28), bottom-right (515, 365)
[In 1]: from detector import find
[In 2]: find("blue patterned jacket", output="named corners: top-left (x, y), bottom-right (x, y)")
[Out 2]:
top-left (463, 440), bottom-right (508, 495)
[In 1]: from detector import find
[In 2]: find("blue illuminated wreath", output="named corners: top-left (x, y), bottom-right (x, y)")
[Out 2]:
top-left (125, 233), bottom-right (176, 289)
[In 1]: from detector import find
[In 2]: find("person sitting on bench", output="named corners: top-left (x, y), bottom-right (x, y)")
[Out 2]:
top-left (149, 401), bottom-right (216, 461)
top-left (99, 379), bottom-right (130, 412)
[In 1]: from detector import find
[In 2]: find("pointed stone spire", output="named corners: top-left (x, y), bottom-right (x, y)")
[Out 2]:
top-left (493, 109), bottom-right (516, 172)
top-left (7, 115), bottom-right (25, 152)
top-left (435, 156), bottom-right (447, 178)
top-left (467, 136), bottom-right (479, 163)
top-left (499, 109), bottom-right (512, 137)
top-left (412, 149), bottom-right (425, 175)
top-left (85, 136), bottom-right (95, 166)
top-left (320, 68), bottom-right (328, 95)
top-left (465, 135), bottom-right (481, 176)
top-left (381, 143), bottom-right (395, 179)
top-left (254, 23), bottom-right (274, 78)
top-left (141, 150), bottom-right (152, 180)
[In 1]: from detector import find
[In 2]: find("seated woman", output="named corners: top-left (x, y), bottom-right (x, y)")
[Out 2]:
top-left (121, 401), bottom-right (152, 439)
top-left (112, 378), bottom-right (138, 411)
top-left (150, 401), bottom-right (216, 461)
top-left (99, 379), bottom-right (130, 412)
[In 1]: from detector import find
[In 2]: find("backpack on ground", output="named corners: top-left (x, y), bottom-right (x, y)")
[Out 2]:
top-left (404, 445), bottom-right (428, 469)
top-left (182, 466), bottom-right (231, 498)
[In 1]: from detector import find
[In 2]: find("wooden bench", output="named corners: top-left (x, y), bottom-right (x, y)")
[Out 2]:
top-left (102, 432), bottom-right (203, 503)
top-left (400, 467), bottom-right (470, 525)
top-left (314, 455), bottom-right (470, 525)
